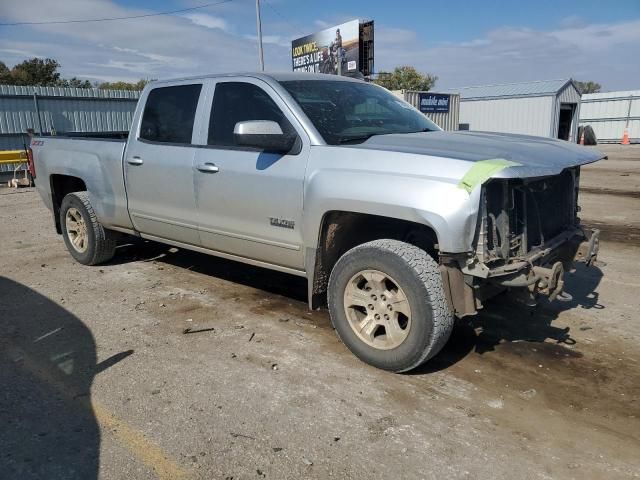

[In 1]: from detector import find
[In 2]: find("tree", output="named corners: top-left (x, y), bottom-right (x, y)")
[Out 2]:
top-left (10, 58), bottom-right (61, 86)
top-left (58, 77), bottom-right (94, 88)
top-left (575, 80), bottom-right (601, 94)
top-left (1, 57), bottom-right (149, 90)
top-left (0, 61), bottom-right (12, 84)
top-left (374, 66), bottom-right (438, 92)
top-left (98, 79), bottom-right (151, 91)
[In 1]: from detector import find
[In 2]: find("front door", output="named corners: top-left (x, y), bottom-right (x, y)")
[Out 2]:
top-left (193, 79), bottom-right (308, 270)
top-left (125, 83), bottom-right (203, 245)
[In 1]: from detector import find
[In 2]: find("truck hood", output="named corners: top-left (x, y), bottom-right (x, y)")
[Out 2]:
top-left (347, 130), bottom-right (605, 178)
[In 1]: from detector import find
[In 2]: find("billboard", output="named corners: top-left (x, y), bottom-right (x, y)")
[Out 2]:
top-left (418, 93), bottom-right (451, 113)
top-left (291, 20), bottom-right (361, 76)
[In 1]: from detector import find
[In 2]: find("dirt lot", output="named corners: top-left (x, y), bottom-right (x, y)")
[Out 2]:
top-left (1, 145), bottom-right (639, 480)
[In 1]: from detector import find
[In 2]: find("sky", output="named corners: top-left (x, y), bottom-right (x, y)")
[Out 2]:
top-left (1, 0), bottom-right (639, 91)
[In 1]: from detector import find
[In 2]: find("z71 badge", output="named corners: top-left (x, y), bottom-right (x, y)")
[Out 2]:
top-left (269, 217), bottom-right (295, 229)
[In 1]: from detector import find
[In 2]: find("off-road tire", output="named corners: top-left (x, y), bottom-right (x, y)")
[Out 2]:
top-left (328, 239), bottom-right (453, 372)
top-left (60, 191), bottom-right (117, 265)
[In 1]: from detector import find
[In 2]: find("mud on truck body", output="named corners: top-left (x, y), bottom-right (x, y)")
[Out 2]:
top-left (30, 72), bottom-right (603, 372)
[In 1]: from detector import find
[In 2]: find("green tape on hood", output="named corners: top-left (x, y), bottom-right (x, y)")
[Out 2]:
top-left (457, 158), bottom-right (521, 193)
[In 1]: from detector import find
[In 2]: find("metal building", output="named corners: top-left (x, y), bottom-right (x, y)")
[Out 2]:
top-left (450, 79), bottom-right (582, 142)
top-left (0, 84), bottom-right (140, 152)
top-left (392, 90), bottom-right (460, 131)
top-left (579, 90), bottom-right (639, 144)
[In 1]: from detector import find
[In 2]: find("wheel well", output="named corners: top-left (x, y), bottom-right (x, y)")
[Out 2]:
top-left (50, 175), bottom-right (87, 234)
top-left (310, 211), bottom-right (439, 309)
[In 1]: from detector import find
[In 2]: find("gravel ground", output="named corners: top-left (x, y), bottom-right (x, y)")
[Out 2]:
top-left (1, 145), bottom-right (639, 480)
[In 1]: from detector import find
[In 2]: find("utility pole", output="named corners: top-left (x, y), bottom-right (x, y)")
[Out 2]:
top-left (255, 0), bottom-right (265, 71)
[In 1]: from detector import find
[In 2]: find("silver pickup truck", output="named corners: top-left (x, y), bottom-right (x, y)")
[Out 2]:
top-left (31, 72), bottom-right (603, 372)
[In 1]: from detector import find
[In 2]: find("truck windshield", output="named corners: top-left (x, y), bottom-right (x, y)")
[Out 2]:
top-left (279, 80), bottom-right (440, 145)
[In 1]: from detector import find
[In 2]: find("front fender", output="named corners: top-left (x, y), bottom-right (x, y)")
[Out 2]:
top-left (303, 168), bottom-right (481, 253)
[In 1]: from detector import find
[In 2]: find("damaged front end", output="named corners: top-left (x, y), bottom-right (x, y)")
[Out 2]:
top-left (440, 166), bottom-right (601, 317)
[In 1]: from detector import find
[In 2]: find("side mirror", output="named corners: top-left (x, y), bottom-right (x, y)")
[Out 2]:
top-left (233, 120), bottom-right (297, 153)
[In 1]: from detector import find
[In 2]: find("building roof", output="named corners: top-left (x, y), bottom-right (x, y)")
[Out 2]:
top-left (582, 90), bottom-right (640, 101)
top-left (450, 79), bottom-right (577, 100)
top-left (0, 84), bottom-right (140, 99)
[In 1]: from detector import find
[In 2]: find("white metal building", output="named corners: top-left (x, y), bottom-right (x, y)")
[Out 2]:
top-left (579, 90), bottom-right (639, 143)
top-left (451, 79), bottom-right (582, 142)
top-left (0, 84), bottom-right (140, 152)
top-left (391, 90), bottom-right (460, 131)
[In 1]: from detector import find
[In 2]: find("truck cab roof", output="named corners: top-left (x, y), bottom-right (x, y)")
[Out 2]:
top-left (148, 71), bottom-right (363, 86)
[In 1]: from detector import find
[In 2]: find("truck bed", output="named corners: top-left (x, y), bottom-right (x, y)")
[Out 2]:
top-left (36, 131), bottom-right (129, 141)
top-left (31, 135), bottom-right (132, 231)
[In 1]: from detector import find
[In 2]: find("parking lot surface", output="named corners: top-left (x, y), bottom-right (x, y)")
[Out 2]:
top-left (1, 145), bottom-right (639, 479)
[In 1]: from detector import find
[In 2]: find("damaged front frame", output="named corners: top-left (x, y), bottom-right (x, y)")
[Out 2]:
top-left (440, 228), bottom-right (601, 318)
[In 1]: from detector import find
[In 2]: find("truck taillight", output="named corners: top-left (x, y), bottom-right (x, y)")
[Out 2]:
top-left (27, 147), bottom-right (36, 179)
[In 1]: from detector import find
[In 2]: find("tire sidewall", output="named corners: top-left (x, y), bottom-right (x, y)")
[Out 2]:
top-left (328, 244), bottom-right (436, 372)
top-left (60, 194), bottom-right (97, 265)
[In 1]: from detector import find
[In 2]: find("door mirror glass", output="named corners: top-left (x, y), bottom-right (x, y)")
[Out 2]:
top-left (233, 120), bottom-right (296, 153)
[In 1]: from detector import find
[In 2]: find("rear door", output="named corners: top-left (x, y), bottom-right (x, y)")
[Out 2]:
top-left (192, 78), bottom-right (309, 270)
top-left (125, 82), bottom-right (204, 245)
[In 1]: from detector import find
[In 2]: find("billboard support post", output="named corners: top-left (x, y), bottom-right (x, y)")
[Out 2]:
top-left (255, 0), bottom-right (265, 71)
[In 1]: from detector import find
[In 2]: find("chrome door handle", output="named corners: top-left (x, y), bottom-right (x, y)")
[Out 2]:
top-left (197, 163), bottom-right (219, 173)
top-left (127, 156), bottom-right (144, 166)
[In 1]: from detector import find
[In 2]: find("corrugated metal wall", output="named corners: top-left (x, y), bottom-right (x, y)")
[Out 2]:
top-left (552, 82), bottom-right (582, 142)
top-left (458, 95), bottom-right (554, 137)
top-left (400, 91), bottom-right (460, 131)
top-left (579, 90), bottom-right (640, 143)
top-left (0, 85), bottom-right (140, 152)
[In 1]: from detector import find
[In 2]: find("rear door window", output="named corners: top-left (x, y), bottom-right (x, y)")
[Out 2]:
top-left (140, 84), bottom-right (202, 144)
top-left (208, 82), bottom-right (294, 147)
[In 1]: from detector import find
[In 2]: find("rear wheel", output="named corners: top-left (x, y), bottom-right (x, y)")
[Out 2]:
top-left (60, 192), bottom-right (117, 265)
top-left (328, 239), bottom-right (453, 372)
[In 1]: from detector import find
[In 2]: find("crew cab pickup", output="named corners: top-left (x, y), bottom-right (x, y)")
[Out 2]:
top-left (32, 72), bottom-right (604, 372)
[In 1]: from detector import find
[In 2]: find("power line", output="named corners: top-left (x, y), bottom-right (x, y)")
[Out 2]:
top-left (261, 0), bottom-right (305, 37)
top-left (0, 0), bottom-right (234, 27)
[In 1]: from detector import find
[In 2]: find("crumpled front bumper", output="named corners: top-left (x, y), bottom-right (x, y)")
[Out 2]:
top-left (441, 228), bottom-right (602, 317)
top-left (485, 228), bottom-right (601, 304)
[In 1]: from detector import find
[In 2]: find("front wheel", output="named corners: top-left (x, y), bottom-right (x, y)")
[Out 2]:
top-left (327, 239), bottom-right (453, 372)
top-left (60, 191), bottom-right (117, 265)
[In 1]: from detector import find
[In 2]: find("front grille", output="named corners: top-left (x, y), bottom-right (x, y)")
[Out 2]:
top-left (479, 168), bottom-right (579, 263)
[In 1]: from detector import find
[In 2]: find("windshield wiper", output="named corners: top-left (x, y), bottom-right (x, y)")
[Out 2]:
top-left (336, 133), bottom-right (384, 144)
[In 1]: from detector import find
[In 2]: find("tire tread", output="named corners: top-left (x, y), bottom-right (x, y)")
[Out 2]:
top-left (328, 239), bottom-right (453, 372)
top-left (63, 191), bottom-right (117, 265)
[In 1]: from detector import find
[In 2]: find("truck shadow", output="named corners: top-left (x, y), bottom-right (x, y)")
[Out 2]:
top-left (110, 239), bottom-right (604, 375)
top-left (414, 262), bottom-right (604, 374)
top-left (0, 277), bottom-right (133, 480)
top-left (111, 238), bottom-right (309, 301)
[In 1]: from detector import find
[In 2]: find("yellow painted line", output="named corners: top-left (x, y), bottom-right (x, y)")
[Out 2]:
top-left (10, 348), bottom-right (189, 480)
top-left (92, 403), bottom-right (189, 480)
